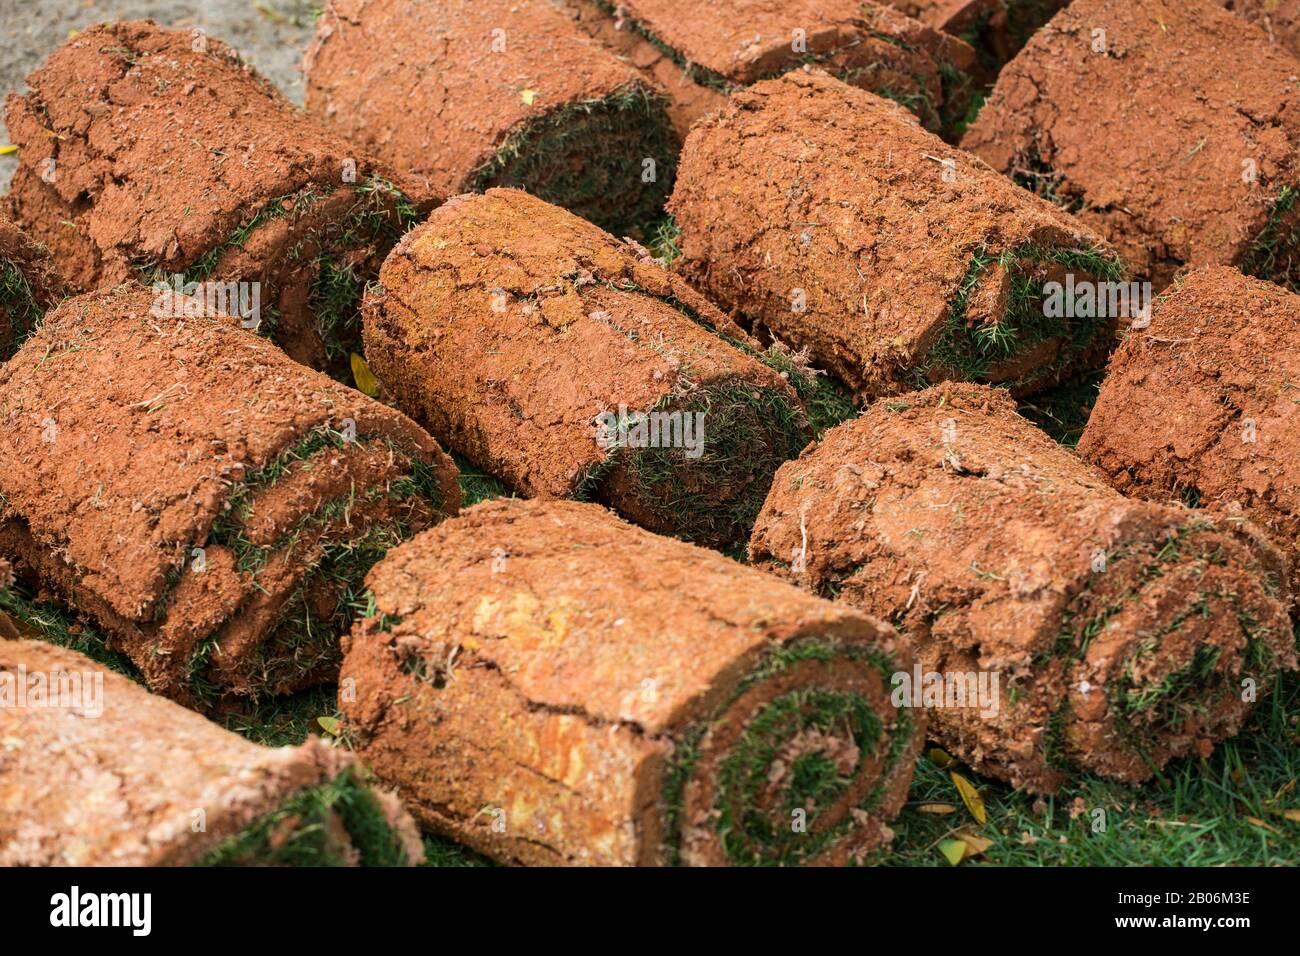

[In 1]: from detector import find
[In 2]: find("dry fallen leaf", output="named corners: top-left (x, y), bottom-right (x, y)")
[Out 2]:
top-left (928, 747), bottom-right (953, 767)
top-left (951, 771), bottom-right (987, 825)
top-left (917, 803), bottom-right (958, 815)
top-left (351, 352), bottom-right (380, 397)
top-left (317, 715), bottom-right (341, 736)
top-left (1246, 816), bottom-right (1280, 834)
top-left (938, 839), bottom-right (966, 866)
top-left (955, 831), bottom-right (993, 857)
top-left (1282, 809), bottom-right (1300, 823)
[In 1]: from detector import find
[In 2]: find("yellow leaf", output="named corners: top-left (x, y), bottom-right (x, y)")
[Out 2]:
top-left (937, 839), bottom-right (966, 866)
top-left (317, 715), bottom-right (341, 736)
top-left (520, 89), bottom-right (538, 106)
top-left (1245, 816), bottom-right (1280, 834)
top-left (0, 145), bottom-right (16, 156)
top-left (917, 803), bottom-right (957, 815)
top-left (951, 771), bottom-right (987, 825)
top-left (351, 352), bottom-right (380, 397)
top-left (927, 747), bottom-right (953, 767)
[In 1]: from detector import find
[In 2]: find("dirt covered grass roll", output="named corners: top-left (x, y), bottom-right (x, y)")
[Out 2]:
top-left (750, 384), bottom-right (1297, 793)
top-left (340, 498), bottom-right (922, 866)
top-left (304, 0), bottom-right (676, 235)
top-left (0, 284), bottom-right (460, 707)
top-left (363, 188), bottom-right (811, 550)
top-left (3, 19), bottom-right (428, 376)
top-left (561, 0), bottom-right (975, 136)
top-left (0, 218), bottom-right (65, 360)
top-left (0, 636), bottom-right (423, 866)
top-left (669, 71), bottom-right (1124, 403)
top-left (1080, 267), bottom-right (1300, 592)
top-left (961, 0), bottom-right (1300, 292)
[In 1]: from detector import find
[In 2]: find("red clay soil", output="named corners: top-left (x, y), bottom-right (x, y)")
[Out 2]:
top-left (304, 0), bottom-right (677, 235)
top-left (363, 188), bottom-right (811, 550)
top-left (3, 20), bottom-right (429, 375)
top-left (668, 71), bottom-right (1122, 402)
top-left (1223, 0), bottom-right (1300, 57)
top-left (0, 637), bottom-right (423, 865)
top-left (340, 498), bottom-right (923, 866)
top-left (558, 0), bottom-right (977, 135)
top-left (0, 284), bottom-right (459, 706)
top-left (1080, 267), bottom-right (1300, 593)
top-left (0, 218), bottom-right (65, 359)
top-left (961, 0), bottom-right (1300, 291)
top-left (750, 384), bottom-right (1297, 793)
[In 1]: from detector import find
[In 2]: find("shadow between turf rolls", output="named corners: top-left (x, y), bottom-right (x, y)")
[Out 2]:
top-left (668, 71), bottom-right (1124, 404)
top-left (0, 636), bottom-right (423, 866)
top-left (304, 0), bottom-right (677, 235)
top-left (749, 384), bottom-right (1297, 794)
top-left (362, 188), bottom-right (812, 550)
top-left (3, 20), bottom-right (429, 378)
top-left (0, 218), bottom-right (65, 361)
top-left (0, 284), bottom-right (460, 707)
top-left (339, 498), bottom-right (923, 866)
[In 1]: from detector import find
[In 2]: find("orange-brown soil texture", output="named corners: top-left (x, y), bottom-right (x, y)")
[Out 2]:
top-left (0, 218), bottom-right (65, 359)
top-left (668, 71), bottom-right (1124, 404)
top-left (0, 636), bottom-right (423, 866)
top-left (339, 498), bottom-right (923, 866)
top-left (885, 1), bottom-right (1068, 74)
top-left (3, 20), bottom-right (428, 377)
top-left (558, 0), bottom-right (977, 137)
top-left (749, 384), bottom-right (1297, 794)
top-left (1080, 268), bottom-right (1300, 595)
top-left (1224, 0), bottom-right (1300, 57)
top-left (962, 0), bottom-right (1300, 292)
top-left (362, 188), bottom-right (812, 551)
top-left (304, 0), bottom-right (677, 235)
top-left (0, 284), bottom-right (460, 708)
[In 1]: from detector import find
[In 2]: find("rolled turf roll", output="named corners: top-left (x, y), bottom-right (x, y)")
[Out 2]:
top-left (558, 0), bottom-right (977, 136)
top-left (668, 71), bottom-right (1124, 403)
top-left (884, 1), bottom-right (1067, 74)
top-left (340, 498), bottom-right (923, 866)
top-left (1224, 0), bottom-right (1300, 57)
top-left (0, 218), bottom-right (65, 360)
top-left (749, 384), bottom-right (1297, 793)
top-left (0, 636), bottom-right (424, 866)
top-left (3, 19), bottom-right (428, 376)
top-left (304, 0), bottom-right (677, 235)
top-left (1080, 267), bottom-right (1300, 592)
top-left (363, 188), bottom-right (812, 550)
top-left (0, 284), bottom-right (460, 707)
top-left (961, 0), bottom-right (1300, 292)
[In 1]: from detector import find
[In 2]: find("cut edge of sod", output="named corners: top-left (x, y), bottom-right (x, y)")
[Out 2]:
top-left (137, 174), bottom-right (421, 376)
top-left (1240, 183), bottom-right (1300, 290)
top-left (0, 257), bottom-right (45, 351)
top-left (657, 636), bottom-right (916, 866)
top-left (470, 83), bottom-right (679, 235)
top-left (195, 765), bottom-right (413, 867)
top-left (912, 241), bottom-right (1125, 395)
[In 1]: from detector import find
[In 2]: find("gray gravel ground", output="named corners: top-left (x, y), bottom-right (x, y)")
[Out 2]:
top-left (0, 0), bottom-right (320, 191)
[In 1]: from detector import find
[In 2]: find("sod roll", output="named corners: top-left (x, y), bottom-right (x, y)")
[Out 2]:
top-left (340, 498), bottom-right (923, 866)
top-left (749, 384), bottom-right (1297, 793)
top-left (0, 218), bottom-right (65, 360)
top-left (363, 187), bottom-right (811, 550)
top-left (961, 0), bottom-right (1300, 291)
top-left (668, 71), bottom-right (1124, 403)
top-left (0, 636), bottom-right (423, 866)
top-left (1080, 267), bottom-right (1300, 593)
top-left (3, 19), bottom-right (428, 376)
top-left (560, 0), bottom-right (975, 135)
top-left (0, 284), bottom-right (460, 707)
top-left (304, 0), bottom-right (677, 235)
